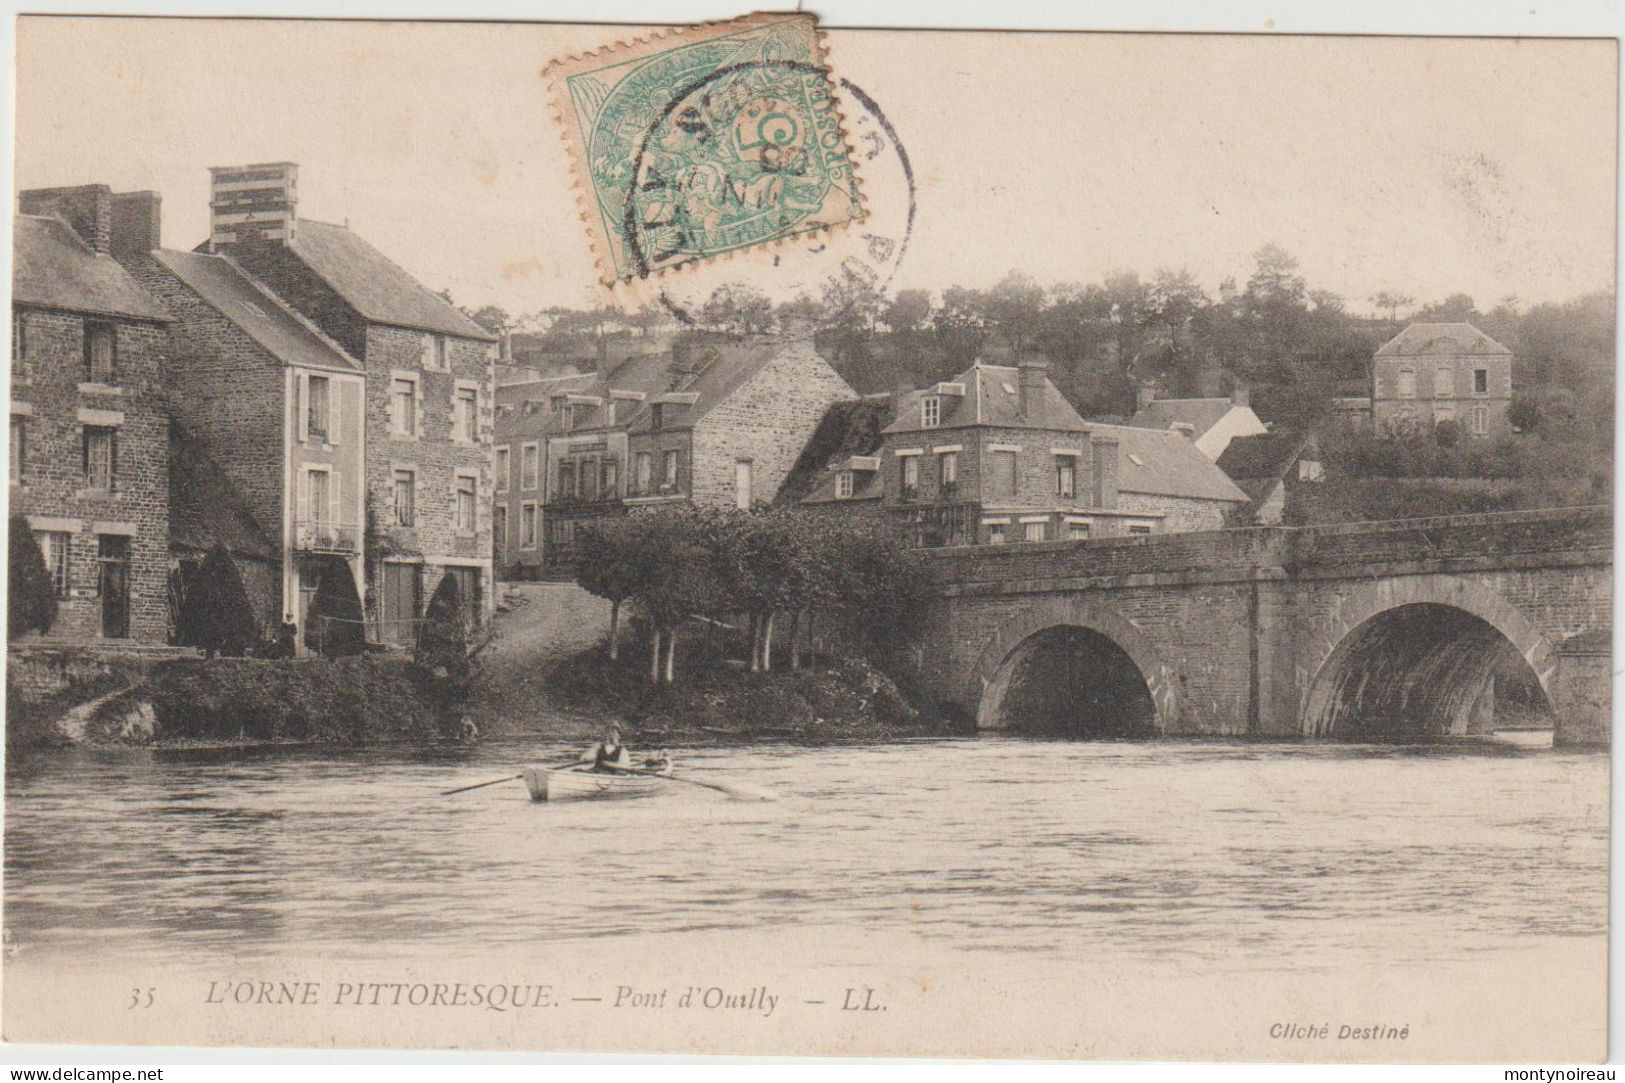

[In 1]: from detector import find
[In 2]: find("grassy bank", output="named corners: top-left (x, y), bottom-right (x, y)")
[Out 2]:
top-left (85, 656), bottom-right (452, 746)
top-left (536, 642), bottom-right (967, 743)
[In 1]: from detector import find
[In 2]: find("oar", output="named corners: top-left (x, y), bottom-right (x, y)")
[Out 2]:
top-left (440, 774), bottom-right (522, 797)
top-left (607, 765), bottom-right (777, 802)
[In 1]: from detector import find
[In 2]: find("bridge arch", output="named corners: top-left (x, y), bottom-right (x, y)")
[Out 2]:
top-left (970, 597), bottom-right (1177, 735)
top-left (1298, 574), bottom-right (1558, 739)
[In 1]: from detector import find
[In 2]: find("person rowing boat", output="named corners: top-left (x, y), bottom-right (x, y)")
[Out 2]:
top-left (578, 725), bottom-right (632, 772)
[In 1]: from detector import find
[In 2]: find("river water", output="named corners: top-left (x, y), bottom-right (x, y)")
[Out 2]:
top-left (3, 731), bottom-right (1607, 978)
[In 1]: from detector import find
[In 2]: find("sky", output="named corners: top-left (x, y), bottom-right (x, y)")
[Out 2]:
top-left (14, 17), bottom-right (1618, 317)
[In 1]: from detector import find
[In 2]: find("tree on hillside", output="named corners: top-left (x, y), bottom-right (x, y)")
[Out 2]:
top-left (984, 271), bottom-right (1047, 354)
top-left (884, 289), bottom-right (933, 335)
top-left (191, 545), bottom-right (257, 658)
top-left (466, 305), bottom-right (510, 335)
top-left (700, 284), bottom-right (774, 336)
top-left (8, 515), bottom-right (55, 638)
top-left (1370, 290), bottom-right (1414, 322)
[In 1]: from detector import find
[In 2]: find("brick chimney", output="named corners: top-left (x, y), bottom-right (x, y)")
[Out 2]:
top-left (1091, 435), bottom-right (1119, 509)
top-left (499, 329), bottom-right (514, 362)
top-left (1017, 358), bottom-right (1048, 417)
top-left (209, 161), bottom-right (298, 248)
top-left (1231, 385), bottom-right (1251, 408)
top-left (892, 379), bottom-right (915, 423)
top-left (20, 184), bottom-right (112, 254)
top-left (110, 191), bottom-right (162, 259)
top-left (1136, 384), bottom-right (1156, 410)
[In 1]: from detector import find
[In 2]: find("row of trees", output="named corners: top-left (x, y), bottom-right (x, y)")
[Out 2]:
top-left (575, 505), bottom-right (930, 685)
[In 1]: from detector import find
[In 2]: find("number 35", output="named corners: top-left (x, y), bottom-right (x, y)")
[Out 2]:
top-left (128, 987), bottom-right (155, 1009)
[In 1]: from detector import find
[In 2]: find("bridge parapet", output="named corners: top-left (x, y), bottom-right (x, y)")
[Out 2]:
top-left (922, 506), bottom-right (1611, 594)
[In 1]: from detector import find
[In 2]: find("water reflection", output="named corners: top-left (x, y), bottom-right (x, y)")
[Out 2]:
top-left (4, 731), bottom-right (1604, 977)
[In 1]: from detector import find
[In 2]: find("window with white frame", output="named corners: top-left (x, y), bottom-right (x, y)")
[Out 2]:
top-left (521, 444), bottom-right (539, 490)
top-left (1127, 522), bottom-right (1154, 535)
top-left (391, 376), bottom-right (417, 436)
top-left (635, 451), bottom-right (652, 492)
top-left (454, 386), bottom-right (478, 442)
top-left (455, 475), bottom-right (477, 532)
top-left (557, 460), bottom-right (577, 500)
top-left (1397, 369), bottom-right (1416, 399)
top-left (493, 505), bottom-right (507, 548)
top-left (836, 471), bottom-right (854, 499)
top-left (986, 522), bottom-right (1007, 545)
top-left (305, 468), bottom-right (332, 526)
top-left (494, 446), bottom-right (510, 492)
top-left (421, 333), bottom-right (448, 371)
top-left (901, 455), bottom-right (919, 495)
top-left (662, 449), bottom-right (679, 488)
top-left (82, 426), bottom-right (116, 490)
top-left (307, 375), bottom-right (331, 440)
top-left (38, 531), bottom-right (69, 596)
top-left (1434, 366), bottom-right (1452, 398)
top-left (1056, 456), bottom-right (1076, 498)
top-left (393, 468), bottom-right (416, 526)
top-left (1023, 520), bottom-right (1046, 542)
top-left (520, 502), bottom-right (538, 547)
top-left (939, 450), bottom-right (958, 487)
top-left (1066, 519), bottom-right (1091, 541)
top-left (1472, 405), bottom-right (1488, 435)
top-left (921, 396), bottom-right (941, 428)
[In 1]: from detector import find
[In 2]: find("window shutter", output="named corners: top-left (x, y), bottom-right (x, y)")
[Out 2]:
top-left (109, 432), bottom-right (118, 488)
top-left (299, 373), bottom-right (311, 443)
top-left (330, 469), bottom-right (342, 531)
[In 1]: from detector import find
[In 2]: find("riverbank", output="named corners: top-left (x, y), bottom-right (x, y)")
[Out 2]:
top-left (522, 643), bottom-right (965, 744)
top-left (78, 655), bottom-right (449, 747)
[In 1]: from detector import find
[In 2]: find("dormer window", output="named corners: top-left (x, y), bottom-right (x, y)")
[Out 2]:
top-left (921, 396), bottom-right (941, 428)
top-left (836, 471), bottom-right (854, 499)
top-left (559, 404), bottom-right (574, 432)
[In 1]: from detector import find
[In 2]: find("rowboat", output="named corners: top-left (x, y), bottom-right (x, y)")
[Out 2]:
top-left (522, 762), bottom-right (673, 803)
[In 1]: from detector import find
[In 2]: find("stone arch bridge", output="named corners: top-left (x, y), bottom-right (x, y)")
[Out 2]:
top-left (911, 507), bottom-right (1611, 746)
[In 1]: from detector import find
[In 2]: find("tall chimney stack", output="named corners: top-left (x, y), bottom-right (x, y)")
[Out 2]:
top-left (110, 191), bottom-right (162, 259)
top-left (1136, 384), bottom-right (1157, 411)
top-left (1091, 435), bottom-right (1120, 509)
top-left (1231, 384), bottom-right (1251, 408)
top-left (19, 184), bottom-right (112, 255)
top-left (1017, 358), bottom-right (1048, 418)
top-left (209, 162), bottom-right (299, 248)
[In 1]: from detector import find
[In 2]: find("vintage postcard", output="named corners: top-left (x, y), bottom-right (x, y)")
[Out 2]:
top-left (2, 9), bottom-right (1615, 1066)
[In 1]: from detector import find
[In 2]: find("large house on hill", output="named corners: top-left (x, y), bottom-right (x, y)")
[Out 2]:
top-left (1369, 322), bottom-right (1513, 438)
top-left (198, 162), bottom-right (499, 644)
top-left (11, 190), bottom-right (173, 643)
top-left (798, 359), bottom-right (1247, 546)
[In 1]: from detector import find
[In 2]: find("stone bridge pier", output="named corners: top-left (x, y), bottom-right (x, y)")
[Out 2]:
top-left (911, 507), bottom-right (1611, 747)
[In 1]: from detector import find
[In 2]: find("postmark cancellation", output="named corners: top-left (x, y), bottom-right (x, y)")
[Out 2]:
top-left (546, 12), bottom-right (866, 286)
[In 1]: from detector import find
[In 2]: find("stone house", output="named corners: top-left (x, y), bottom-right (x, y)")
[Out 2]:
top-left (1370, 322), bottom-right (1513, 438)
top-left (802, 360), bottom-right (1246, 546)
top-left (493, 371), bottom-right (600, 578)
top-left (536, 335), bottom-right (854, 573)
top-left (201, 163), bottom-right (499, 645)
top-left (1126, 386), bottom-right (1267, 461)
top-left (11, 188), bottom-right (173, 643)
top-left (109, 189), bottom-right (370, 653)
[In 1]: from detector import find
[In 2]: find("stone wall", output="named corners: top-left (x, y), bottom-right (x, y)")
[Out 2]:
top-left (690, 339), bottom-right (855, 508)
top-left (11, 308), bottom-right (172, 642)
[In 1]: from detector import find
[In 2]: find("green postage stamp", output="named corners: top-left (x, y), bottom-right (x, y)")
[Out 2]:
top-left (548, 12), bottom-right (866, 285)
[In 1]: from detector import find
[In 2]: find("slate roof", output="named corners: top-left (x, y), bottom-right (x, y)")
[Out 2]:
top-left (169, 424), bottom-right (277, 562)
top-left (13, 215), bottom-right (170, 322)
top-left (1215, 431), bottom-right (1312, 483)
top-left (1089, 422), bottom-right (1250, 503)
top-left (778, 397), bottom-right (894, 505)
top-left (152, 249), bottom-right (361, 373)
top-left (1127, 397), bottom-right (1236, 438)
top-left (1375, 322), bottom-right (1511, 358)
top-left (621, 337), bottom-right (809, 434)
top-left (285, 219), bottom-right (495, 341)
top-left (881, 362), bottom-right (1088, 434)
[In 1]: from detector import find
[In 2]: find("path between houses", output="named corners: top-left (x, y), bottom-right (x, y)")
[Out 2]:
top-left (472, 581), bottom-right (612, 737)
